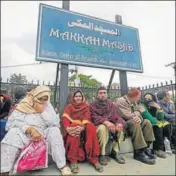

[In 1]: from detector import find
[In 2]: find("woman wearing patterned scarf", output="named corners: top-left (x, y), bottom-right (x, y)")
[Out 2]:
top-left (0, 86), bottom-right (71, 176)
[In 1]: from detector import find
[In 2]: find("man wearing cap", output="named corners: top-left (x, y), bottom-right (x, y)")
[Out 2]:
top-left (115, 88), bottom-right (156, 165)
top-left (90, 86), bottom-right (126, 166)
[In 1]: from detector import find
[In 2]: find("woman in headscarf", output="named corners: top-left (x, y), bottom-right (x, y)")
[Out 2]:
top-left (62, 90), bottom-right (103, 174)
top-left (138, 93), bottom-right (172, 158)
top-left (0, 86), bottom-right (71, 176)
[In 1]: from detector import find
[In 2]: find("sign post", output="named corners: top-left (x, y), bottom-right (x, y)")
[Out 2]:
top-left (115, 15), bottom-right (128, 96)
top-left (35, 2), bottom-right (143, 111)
top-left (59, 0), bottom-right (70, 115)
top-left (107, 15), bottom-right (128, 96)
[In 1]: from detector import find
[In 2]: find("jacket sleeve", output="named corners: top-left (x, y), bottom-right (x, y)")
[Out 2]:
top-left (163, 112), bottom-right (175, 121)
top-left (141, 111), bottom-right (158, 125)
top-left (114, 99), bottom-right (136, 121)
top-left (156, 111), bottom-right (165, 121)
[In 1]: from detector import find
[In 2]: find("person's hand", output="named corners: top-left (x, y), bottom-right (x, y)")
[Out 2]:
top-left (137, 105), bottom-right (145, 113)
top-left (132, 116), bottom-right (141, 123)
top-left (104, 121), bottom-right (116, 133)
top-left (26, 127), bottom-right (42, 142)
top-left (34, 102), bottom-right (45, 113)
top-left (116, 123), bottom-right (123, 132)
top-left (0, 96), bottom-right (4, 103)
top-left (149, 102), bottom-right (161, 109)
top-left (66, 126), bottom-right (83, 137)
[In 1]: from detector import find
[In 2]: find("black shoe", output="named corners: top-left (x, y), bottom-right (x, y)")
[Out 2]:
top-left (110, 150), bottom-right (125, 164)
top-left (145, 148), bottom-right (157, 159)
top-left (134, 150), bottom-right (156, 165)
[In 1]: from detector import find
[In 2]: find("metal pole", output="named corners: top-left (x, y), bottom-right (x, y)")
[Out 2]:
top-left (107, 15), bottom-right (128, 96)
top-left (54, 63), bottom-right (60, 107)
top-left (107, 70), bottom-right (115, 93)
top-left (115, 15), bottom-right (128, 96)
top-left (59, 0), bottom-right (70, 115)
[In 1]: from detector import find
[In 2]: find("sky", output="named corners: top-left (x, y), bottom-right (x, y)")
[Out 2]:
top-left (1, 1), bottom-right (175, 88)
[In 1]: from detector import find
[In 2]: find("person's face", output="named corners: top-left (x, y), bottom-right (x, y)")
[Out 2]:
top-left (73, 92), bottom-right (83, 104)
top-left (97, 90), bottom-right (107, 101)
top-left (163, 92), bottom-right (170, 102)
top-left (144, 94), bottom-right (153, 101)
top-left (38, 95), bottom-right (48, 105)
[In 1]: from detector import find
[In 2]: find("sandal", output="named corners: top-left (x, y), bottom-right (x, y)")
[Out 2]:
top-left (60, 166), bottom-right (72, 175)
top-left (94, 162), bottom-right (104, 172)
top-left (70, 163), bottom-right (79, 174)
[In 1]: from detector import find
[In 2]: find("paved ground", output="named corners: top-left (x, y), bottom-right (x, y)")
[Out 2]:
top-left (19, 152), bottom-right (175, 175)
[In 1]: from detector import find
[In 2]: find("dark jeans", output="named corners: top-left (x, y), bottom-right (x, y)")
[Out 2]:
top-left (153, 124), bottom-right (171, 151)
top-left (171, 123), bottom-right (176, 148)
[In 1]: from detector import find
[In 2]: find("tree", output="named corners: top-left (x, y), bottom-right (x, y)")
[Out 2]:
top-left (9, 73), bottom-right (28, 84)
top-left (70, 74), bottom-right (101, 88)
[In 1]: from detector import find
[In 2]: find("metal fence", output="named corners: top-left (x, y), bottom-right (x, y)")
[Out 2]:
top-left (0, 81), bottom-right (121, 106)
top-left (140, 80), bottom-right (176, 101)
top-left (1, 79), bottom-right (175, 107)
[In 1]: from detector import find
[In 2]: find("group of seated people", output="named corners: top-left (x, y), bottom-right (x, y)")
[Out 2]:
top-left (0, 85), bottom-right (175, 175)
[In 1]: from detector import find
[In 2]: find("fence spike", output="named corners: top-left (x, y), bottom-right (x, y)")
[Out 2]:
top-left (170, 80), bottom-right (173, 84)
top-left (153, 84), bottom-right (155, 88)
top-left (165, 81), bottom-right (168, 85)
top-left (37, 80), bottom-right (39, 85)
top-left (161, 82), bottom-right (163, 86)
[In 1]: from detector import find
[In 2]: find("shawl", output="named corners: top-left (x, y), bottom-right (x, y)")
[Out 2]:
top-left (63, 90), bottom-right (90, 125)
top-left (16, 86), bottom-right (51, 114)
top-left (90, 98), bottom-right (122, 126)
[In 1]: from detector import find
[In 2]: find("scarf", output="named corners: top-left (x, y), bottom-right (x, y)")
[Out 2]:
top-left (16, 86), bottom-right (51, 114)
top-left (90, 98), bottom-right (120, 126)
top-left (63, 90), bottom-right (90, 125)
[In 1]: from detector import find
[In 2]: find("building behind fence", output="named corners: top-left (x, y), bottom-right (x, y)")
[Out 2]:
top-left (0, 79), bottom-right (175, 107)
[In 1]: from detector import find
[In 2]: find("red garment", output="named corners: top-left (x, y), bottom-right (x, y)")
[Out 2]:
top-left (64, 123), bottom-right (99, 164)
top-left (62, 91), bottom-right (100, 164)
top-left (90, 98), bottom-right (123, 126)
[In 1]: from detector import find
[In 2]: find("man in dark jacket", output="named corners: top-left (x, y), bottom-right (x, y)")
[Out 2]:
top-left (157, 91), bottom-right (176, 151)
top-left (157, 91), bottom-right (175, 123)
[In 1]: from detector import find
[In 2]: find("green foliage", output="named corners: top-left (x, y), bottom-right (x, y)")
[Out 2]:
top-left (9, 73), bottom-right (28, 84)
top-left (70, 74), bottom-right (101, 88)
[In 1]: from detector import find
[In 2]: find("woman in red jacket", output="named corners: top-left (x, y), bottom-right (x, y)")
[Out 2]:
top-left (62, 90), bottom-right (103, 174)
